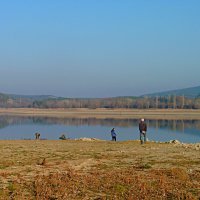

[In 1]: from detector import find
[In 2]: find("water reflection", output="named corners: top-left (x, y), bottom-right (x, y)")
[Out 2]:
top-left (0, 116), bottom-right (200, 132)
top-left (0, 116), bottom-right (199, 142)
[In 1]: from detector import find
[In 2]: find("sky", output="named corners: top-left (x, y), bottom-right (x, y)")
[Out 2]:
top-left (0, 0), bottom-right (200, 98)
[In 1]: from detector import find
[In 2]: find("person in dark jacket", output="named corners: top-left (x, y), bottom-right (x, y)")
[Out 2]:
top-left (139, 119), bottom-right (147, 144)
top-left (35, 132), bottom-right (40, 140)
top-left (111, 128), bottom-right (117, 141)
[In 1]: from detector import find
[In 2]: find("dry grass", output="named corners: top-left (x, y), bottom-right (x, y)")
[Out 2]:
top-left (1, 167), bottom-right (200, 200)
top-left (1, 108), bottom-right (200, 119)
top-left (0, 140), bottom-right (199, 199)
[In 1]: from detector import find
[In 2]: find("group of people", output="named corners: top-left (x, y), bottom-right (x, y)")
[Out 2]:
top-left (111, 118), bottom-right (147, 144)
top-left (35, 119), bottom-right (147, 144)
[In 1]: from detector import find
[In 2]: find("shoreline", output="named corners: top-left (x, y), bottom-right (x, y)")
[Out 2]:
top-left (0, 138), bottom-right (199, 148)
top-left (0, 108), bottom-right (200, 119)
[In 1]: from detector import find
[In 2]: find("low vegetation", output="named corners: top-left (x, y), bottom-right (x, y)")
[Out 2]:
top-left (0, 140), bottom-right (199, 199)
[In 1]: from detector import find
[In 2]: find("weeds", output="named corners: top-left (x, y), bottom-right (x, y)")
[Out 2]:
top-left (138, 163), bottom-right (152, 169)
top-left (1, 166), bottom-right (197, 200)
top-left (0, 165), bottom-right (7, 170)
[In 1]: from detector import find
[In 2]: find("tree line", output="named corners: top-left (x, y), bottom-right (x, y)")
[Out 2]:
top-left (1, 93), bottom-right (200, 109)
top-left (31, 96), bottom-right (200, 109)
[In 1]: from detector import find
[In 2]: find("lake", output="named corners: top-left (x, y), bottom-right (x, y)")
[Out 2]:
top-left (0, 116), bottom-right (200, 143)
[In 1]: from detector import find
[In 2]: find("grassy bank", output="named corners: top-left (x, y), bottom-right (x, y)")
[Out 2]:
top-left (0, 140), bottom-right (199, 199)
top-left (1, 108), bottom-right (200, 119)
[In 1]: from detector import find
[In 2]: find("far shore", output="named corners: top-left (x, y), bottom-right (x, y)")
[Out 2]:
top-left (0, 108), bottom-right (200, 119)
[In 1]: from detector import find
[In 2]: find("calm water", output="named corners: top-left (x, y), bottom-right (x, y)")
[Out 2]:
top-left (0, 116), bottom-right (200, 143)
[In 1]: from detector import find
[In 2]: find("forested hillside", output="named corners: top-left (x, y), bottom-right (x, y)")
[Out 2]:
top-left (0, 94), bottom-right (200, 109)
top-left (1, 85), bottom-right (200, 109)
top-left (144, 86), bottom-right (200, 98)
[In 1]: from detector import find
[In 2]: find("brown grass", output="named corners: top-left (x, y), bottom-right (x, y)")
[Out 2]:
top-left (0, 140), bottom-right (199, 199)
top-left (2, 167), bottom-right (199, 200)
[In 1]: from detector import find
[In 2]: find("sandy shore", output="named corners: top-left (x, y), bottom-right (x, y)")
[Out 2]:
top-left (0, 108), bottom-right (200, 119)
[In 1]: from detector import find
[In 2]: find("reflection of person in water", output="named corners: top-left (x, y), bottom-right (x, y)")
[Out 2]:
top-left (35, 132), bottom-right (40, 140)
top-left (111, 128), bottom-right (117, 141)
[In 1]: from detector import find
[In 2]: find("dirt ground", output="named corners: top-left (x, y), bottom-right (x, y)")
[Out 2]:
top-left (0, 140), bottom-right (199, 199)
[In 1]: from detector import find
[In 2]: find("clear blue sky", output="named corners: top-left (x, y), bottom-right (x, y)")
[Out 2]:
top-left (0, 0), bottom-right (200, 98)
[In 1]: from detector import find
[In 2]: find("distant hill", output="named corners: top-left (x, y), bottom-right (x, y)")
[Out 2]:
top-left (1, 87), bottom-right (200, 108)
top-left (0, 93), bottom-right (64, 107)
top-left (8, 94), bottom-right (60, 101)
top-left (142, 86), bottom-right (200, 98)
top-left (0, 85), bottom-right (200, 109)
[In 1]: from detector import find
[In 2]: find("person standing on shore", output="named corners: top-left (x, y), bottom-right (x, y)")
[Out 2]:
top-left (139, 119), bottom-right (147, 144)
top-left (35, 132), bottom-right (40, 140)
top-left (111, 128), bottom-right (117, 141)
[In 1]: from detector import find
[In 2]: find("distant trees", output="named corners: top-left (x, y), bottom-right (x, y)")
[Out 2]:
top-left (30, 96), bottom-right (200, 109)
top-left (0, 94), bottom-right (200, 109)
top-left (0, 93), bottom-right (9, 107)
